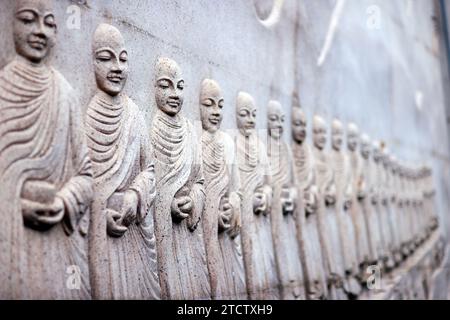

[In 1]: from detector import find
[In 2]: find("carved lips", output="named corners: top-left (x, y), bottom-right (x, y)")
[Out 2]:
top-left (27, 36), bottom-right (47, 51)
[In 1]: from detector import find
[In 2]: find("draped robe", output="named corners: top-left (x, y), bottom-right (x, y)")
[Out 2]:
top-left (292, 142), bottom-right (327, 299)
top-left (370, 159), bottom-right (386, 262)
top-left (267, 136), bottom-right (305, 300)
top-left (349, 150), bottom-right (371, 268)
top-left (330, 149), bottom-right (354, 275)
top-left (85, 94), bottom-right (160, 299)
top-left (312, 147), bottom-right (346, 299)
top-left (236, 132), bottom-right (279, 300)
top-left (360, 156), bottom-right (379, 264)
top-left (151, 109), bottom-right (210, 300)
top-left (202, 130), bottom-right (246, 299)
top-left (0, 58), bottom-right (93, 299)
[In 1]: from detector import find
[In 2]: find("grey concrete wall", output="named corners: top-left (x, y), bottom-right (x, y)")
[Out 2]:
top-left (1, 0), bottom-right (449, 237)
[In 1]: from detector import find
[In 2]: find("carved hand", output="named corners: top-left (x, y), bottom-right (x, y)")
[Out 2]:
top-left (121, 190), bottom-right (139, 227)
top-left (253, 192), bottom-right (268, 215)
top-left (218, 201), bottom-right (232, 231)
top-left (281, 196), bottom-right (294, 215)
top-left (106, 209), bottom-right (128, 237)
top-left (21, 197), bottom-right (65, 230)
top-left (171, 196), bottom-right (192, 221)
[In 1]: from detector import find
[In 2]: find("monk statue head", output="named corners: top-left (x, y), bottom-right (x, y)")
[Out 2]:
top-left (154, 57), bottom-right (184, 117)
top-left (360, 134), bottom-right (371, 159)
top-left (92, 23), bottom-right (128, 97)
top-left (347, 122), bottom-right (359, 152)
top-left (312, 115), bottom-right (327, 151)
top-left (372, 141), bottom-right (382, 163)
top-left (200, 79), bottom-right (224, 133)
top-left (236, 91), bottom-right (257, 137)
top-left (291, 107), bottom-right (307, 144)
top-left (13, 0), bottom-right (57, 65)
top-left (267, 100), bottom-right (284, 139)
top-left (331, 118), bottom-right (343, 151)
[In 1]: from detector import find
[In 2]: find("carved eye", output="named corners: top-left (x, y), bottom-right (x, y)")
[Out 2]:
top-left (294, 121), bottom-right (301, 126)
top-left (252, 111), bottom-right (257, 117)
top-left (281, 116), bottom-right (285, 122)
top-left (17, 11), bottom-right (35, 24)
top-left (177, 80), bottom-right (184, 90)
top-left (202, 99), bottom-right (213, 107)
top-left (218, 100), bottom-right (224, 109)
top-left (119, 51), bottom-right (128, 62)
top-left (96, 51), bottom-right (112, 61)
top-left (239, 110), bottom-right (248, 117)
top-left (44, 15), bottom-right (56, 28)
top-left (269, 115), bottom-right (278, 121)
top-left (158, 79), bottom-right (170, 89)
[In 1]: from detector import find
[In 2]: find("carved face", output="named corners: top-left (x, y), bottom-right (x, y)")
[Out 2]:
top-left (236, 92), bottom-right (257, 137)
top-left (93, 24), bottom-right (128, 96)
top-left (360, 135), bottom-right (371, 159)
top-left (313, 117), bottom-right (327, 150)
top-left (155, 57), bottom-right (185, 116)
top-left (347, 124), bottom-right (359, 152)
top-left (292, 108), bottom-right (307, 143)
top-left (200, 79), bottom-right (224, 133)
top-left (331, 120), bottom-right (343, 151)
top-left (13, 0), bottom-right (57, 64)
top-left (267, 101), bottom-right (284, 139)
top-left (372, 143), bottom-right (381, 162)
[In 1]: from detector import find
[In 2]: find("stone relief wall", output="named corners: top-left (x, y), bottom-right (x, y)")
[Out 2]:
top-left (0, 0), bottom-right (449, 300)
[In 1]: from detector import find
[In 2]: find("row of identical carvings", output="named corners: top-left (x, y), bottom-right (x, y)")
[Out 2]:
top-left (0, 1), bottom-right (443, 300)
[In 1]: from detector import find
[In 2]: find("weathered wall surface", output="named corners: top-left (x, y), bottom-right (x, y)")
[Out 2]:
top-left (1, 0), bottom-right (449, 295)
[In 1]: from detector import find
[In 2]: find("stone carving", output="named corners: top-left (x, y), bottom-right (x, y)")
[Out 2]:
top-left (266, 100), bottom-right (305, 300)
top-left (291, 106), bottom-right (327, 300)
top-left (311, 115), bottom-right (347, 299)
top-left (379, 147), bottom-right (396, 271)
top-left (85, 24), bottom-right (160, 299)
top-left (199, 79), bottom-right (246, 299)
top-left (235, 92), bottom-right (279, 299)
top-left (0, 0), bottom-right (93, 299)
top-left (346, 124), bottom-right (371, 283)
top-left (388, 156), bottom-right (403, 265)
top-left (367, 140), bottom-right (385, 266)
top-left (329, 119), bottom-right (361, 298)
top-left (356, 134), bottom-right (379, 269)
top-left (150, 57), bottom-right (210, 299)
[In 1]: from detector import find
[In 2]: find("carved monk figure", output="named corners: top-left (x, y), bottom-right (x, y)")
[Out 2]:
top-left (0, 0), bottom-right (93, 299)
top-left (388, 156), bottom-right (403, 265)
top-left (150, 57), bottom-right (210, 299)
top-left (358, 134), bottom-right (379, 267)
top-left (85, 24), bottom-right (160, 299)
top-left (368, 141), bottom-right (385, 266)
top-left (199, 79), bottom-right (246, 299)
top-left (346, 124), bottom-right (371, 282)
top-left (235, 92), bottom-right (278, 299)
top-left (379, 148), bottom-right (395, 271)
top-left (266, 100), bottom-right (305, 300)
top-left (291, 107), bottom-right (327, 299)
top-left (311, 116), bottom-right (346, 300)
top-left (330, 119), bottom-right (361, 299)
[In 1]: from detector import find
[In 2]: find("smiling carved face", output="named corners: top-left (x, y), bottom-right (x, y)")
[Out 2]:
top-left (93, 24), bottom-right (128, 96)
top-left (13, 0), bottom-right (57, 65)
top-left (155, 57), bottom-right (184, 117)
top-left (200, 79), bottom-right (224, 133)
